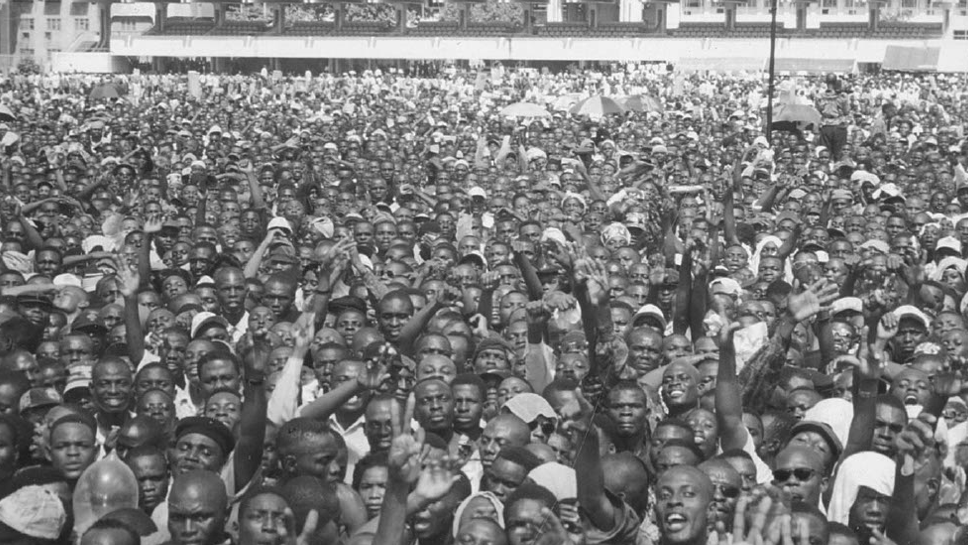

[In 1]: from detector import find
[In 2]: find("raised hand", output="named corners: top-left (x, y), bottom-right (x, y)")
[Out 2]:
top-left (412, 456), bottom-right (462, 507)
top-left (113, 256), bottom-right (140, 297)
top-left (560, 388), bottom-right (595, 436)
top-left (358, 344), bottom-right (393, 390)
top-left (875, 313), bottom-right (899, 344)
top-left (786, 279), bottom-right (839, 322)
top-left (387, 394), bottom-right (424, 484)
top-left (544, 291), bottom-right (576, 312)
top-left (895, 412), bottom-right (936, 474)
top-left (281, 507), bottom-right (318, 545)
top-left (525, 301), bottom-right (552, 325)
top-left (534, 507), bottom-right (579, 545)
top-left (143, 213), bottom-right (163, 234)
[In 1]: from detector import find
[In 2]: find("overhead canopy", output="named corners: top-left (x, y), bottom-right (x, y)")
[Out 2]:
top-left (676, 57), bottom-right (763, 72)
top-left (774, 57), bottom-right (856, 74)
top-left (882, 45), bottom-right (941, 72)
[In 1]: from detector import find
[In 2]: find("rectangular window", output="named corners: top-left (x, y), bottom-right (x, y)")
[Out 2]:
top-left (47, 18), bottom-right (61, 31)
top-left (822, 0), bottom-right (838, 9)
top-left (75, 18), bottom-right (89, 31)
top-left (70, 2), bottom-right (89, 16)
top-left (24, 18), bottom-right (34, 30)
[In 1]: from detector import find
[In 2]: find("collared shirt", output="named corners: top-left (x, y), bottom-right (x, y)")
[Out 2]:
top-left (226, 311), bottom-right (249, 344)
top-left (328, 413), bottom-right (368, 485)
top-left (173, 384), bottom-right (202, 419)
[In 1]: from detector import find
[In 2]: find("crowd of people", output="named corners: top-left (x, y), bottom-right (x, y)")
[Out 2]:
top-left (0, 64), bottom-right (967, 545)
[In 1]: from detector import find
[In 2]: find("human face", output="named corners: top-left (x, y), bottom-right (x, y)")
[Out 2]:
top-left (377, 297), bottom-right (412, 341)
top-left (136, 366), bottom-right (175, 399)
top-left (129, 454), bottom-right (170, 513)
top-left (505, 498), bottom-right (550, 545)
top-left (198, 358), bottom-right (241, 398)
top-left (93, 361), bottom-right (133, 414)
top-left (662, 363), bottom-right (699, 412)
top-left (168, 484), bottom-right (227, 545)
top-left (171, 433), bottom-right (226, 476)
top-left (263, 281), bottom-right (294, 319)
top-left (284, 433), bottom-right (337, 481)
top-left (607, 388), bottom-right (648, 438)
top-left (872, 402), bottom-right (906, 457)
top-left (205, 391), bottom-right (242, 431)
top-left (49, 422), bottom-right (97, 480)
top-left (687, 409), bottom-right (719, 459)
top-left (480, 416), bottom-right (528, 470)
top-left (215, 269), bottom-right (247, 316)
top-left (358, 465), bottom-right (389, 519)
top-left (452, 384), bottom-right (484, 431)
top-left (364, 399), bottom-right (395, 452)
top-left (331, 361), bottom-right (367, 412)
top-left (628, 329), bottom-right (663, 375)
top-left (239, 493), bottom-right (289, 545)
top-left (655, 468), bottom-right (712, 545)
top-left (772, 447), bottom-right (825, 505)
top-left (416, 356), bottom-right (457, 385)
top-left (482, 457), bottom-right (528, 503)
top-left (414, 381), bottom-right (455, 433)
top-left (848, 486), bottom-right (891, 538)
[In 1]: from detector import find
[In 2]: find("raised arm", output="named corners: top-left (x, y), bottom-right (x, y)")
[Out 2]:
top-left (299, 351), bottom-right (389, 421)
top-left (715, 323), bottom-right (747, 451)
top-left (234, 341), bottom-right (269, 491)
top-left (116, 259), bottom-right (146, 365)
top-left (567, 390), bottom-right (617, 532)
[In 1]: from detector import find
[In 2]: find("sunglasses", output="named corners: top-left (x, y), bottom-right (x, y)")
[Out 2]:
top-left (712, 483), bottom-right (741, 499)
top-left (773, 468), bottom-right (816, 483)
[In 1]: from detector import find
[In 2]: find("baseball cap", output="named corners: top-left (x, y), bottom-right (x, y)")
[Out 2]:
top-left (468, 186), bottom-right (487, 199)
top-left (0, 485), bottom-right (66, 540)
top-left (631, 304), bottom-right (666, 330)
top-left (709, 277), bottom-right (742, 298)
top-left (191, 312), bottom-right (230, 339)
top-left (830, 297), bottom-right (863, 315)
top-left (893, 305), bottom-right (930, 330)
top-left (267, 216), bottom-right (292, 234)
top-left (936, 236), bottom-right (962, 255)
top-left (19, 388), bottom-right (63, 414)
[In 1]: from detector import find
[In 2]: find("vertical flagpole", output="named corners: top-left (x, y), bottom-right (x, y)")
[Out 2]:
top-left (766, 0), bottom-right (778, 144)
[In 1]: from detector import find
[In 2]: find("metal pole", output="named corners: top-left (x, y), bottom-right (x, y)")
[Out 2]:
top-left (766, 0), bottom-right (778, 145)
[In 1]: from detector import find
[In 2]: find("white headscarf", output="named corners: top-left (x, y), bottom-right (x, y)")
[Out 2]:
top-left (451, 491), bottom-right (504, 538)
top-left (827, 452), bottom-right (895, 524)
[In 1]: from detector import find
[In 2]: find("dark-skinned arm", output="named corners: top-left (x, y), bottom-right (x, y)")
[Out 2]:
top-left (116, 264), bottom-right (147, 366)
top-left (886, 414), bottom-right (936, 545)
top-left (722, 189), bottom-right (740, 247)
top-left (512, 245), bottom-right (543, 301)
top-left (715, 324), bottom-right (748, 451)
top-left (235, 343), bottom-right (269, 491)
top-left (690, 250), bottom-right (710, 341)
top-left (395, 298), bottom-right (449, 358)
top-left (776, 223), bottom-right (801, 261)
top-left (571, 394), bottom-right (616, 533)
top-left (672, 249), bottom-right (692, 336)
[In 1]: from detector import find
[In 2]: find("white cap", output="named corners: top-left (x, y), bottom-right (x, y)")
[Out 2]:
top-left (468, 186), bottom-right (487, 199)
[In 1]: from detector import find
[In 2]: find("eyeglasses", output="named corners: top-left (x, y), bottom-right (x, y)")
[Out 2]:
top-left (712, 483), bottom-right (741, 499)
top-left (773, 468), bottom-right (816, 483)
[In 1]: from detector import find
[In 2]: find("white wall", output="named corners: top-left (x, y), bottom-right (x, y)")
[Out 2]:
top-left (51, 51), bottom-right (128, 72)
top-left (110, 33), bottom-right (959, 67)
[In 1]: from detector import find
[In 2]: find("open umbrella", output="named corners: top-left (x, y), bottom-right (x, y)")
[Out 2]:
top-left (0, 104), bottom-right (15, 122)
top-left (772, 103), bottom-right (822, 132)
top-left (500, 102), bottom-right (551, 118)
top-left (620, 95), bottom-right (663, 113)
top-left (570, 96), bottom-right (626, 117)
top-left (89, 83), bottom-right (123, 101)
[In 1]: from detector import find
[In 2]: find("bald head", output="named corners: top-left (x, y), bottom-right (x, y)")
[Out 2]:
top-left (169, 469), bottom-right (227, 512)
top-left (603, 452), bottom-right (651, 513)
top-left (481, 414), bottom-right (530, 469)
